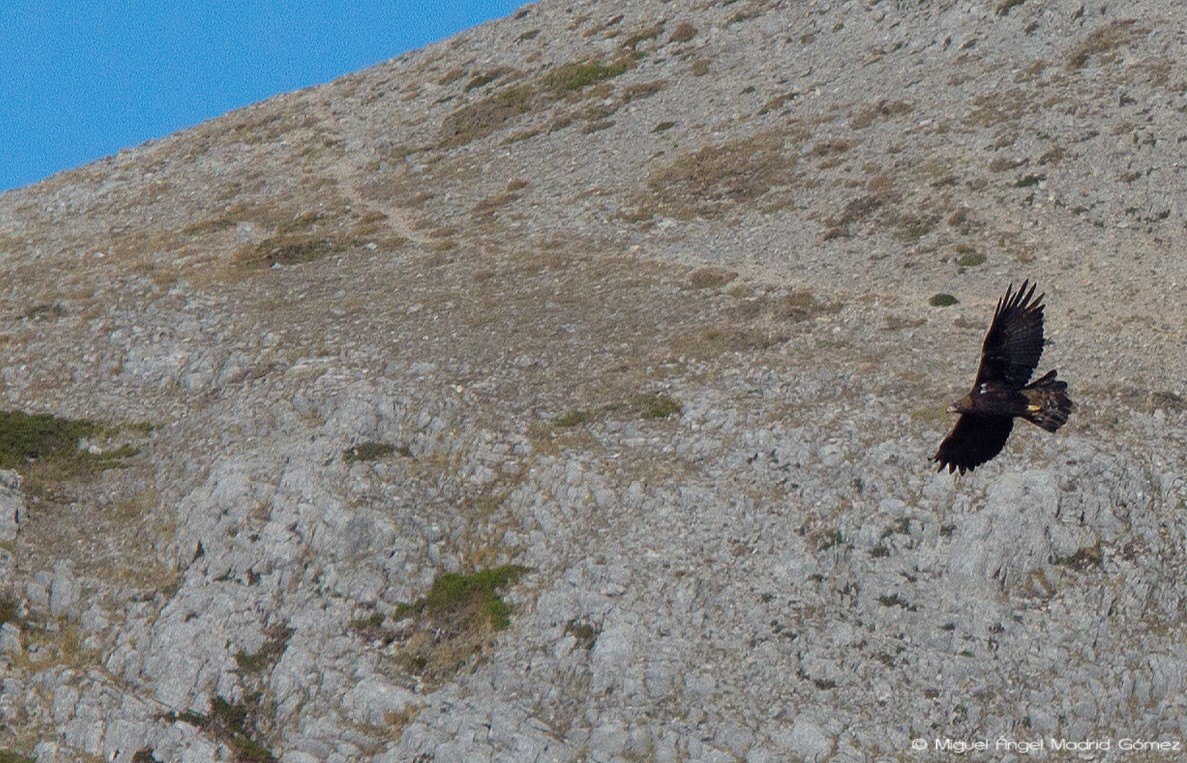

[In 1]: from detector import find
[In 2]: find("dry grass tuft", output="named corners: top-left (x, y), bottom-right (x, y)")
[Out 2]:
top-left (440, 86), bottom-right (536, 148)
top-left (640, 130), bottom-right (798, 219)
top-left (849, 100), bottom-right (913, 130)
top-left (236, 234), bottom-right (355, 269)
top-left (1068, 19), bottom-right (1147, 69)
top-left (687, 267), bottom-right (738, 290)
top-left (669, 22), bottom-right (698, 44)
top-left (439, 54), bottom-right (632, 148)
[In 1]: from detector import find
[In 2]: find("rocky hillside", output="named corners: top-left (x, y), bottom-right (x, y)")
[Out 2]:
top-left (3, 0), bottom-right (1187, 760)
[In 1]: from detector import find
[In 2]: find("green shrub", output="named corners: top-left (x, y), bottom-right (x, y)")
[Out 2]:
top-left (0, 410), bottom-right (96, 470)
top-left (396, 564), bottom-right (530, 631)
top-left (542, 61), bottom-right (627, 94)
top-left (634, 393), bottom-right (682, 420)
top-left (555, 410), bottom-right (590, 427)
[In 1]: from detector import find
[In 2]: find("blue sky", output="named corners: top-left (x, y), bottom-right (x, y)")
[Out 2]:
top-left (0, 1), bottom-right (526, 192)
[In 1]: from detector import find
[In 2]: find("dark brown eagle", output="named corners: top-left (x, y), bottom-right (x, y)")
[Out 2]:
top-left (933, 280), bottom-right (1073, 474)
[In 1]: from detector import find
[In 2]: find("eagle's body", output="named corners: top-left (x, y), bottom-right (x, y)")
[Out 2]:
top-left (933, 281), bottom-right (1073, 474)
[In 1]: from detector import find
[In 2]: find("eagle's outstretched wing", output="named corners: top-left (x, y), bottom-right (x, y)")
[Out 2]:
top-left (974, 280), bottom-right (1046, 389)
top-left (933, 414), bottom-right (1015, 474)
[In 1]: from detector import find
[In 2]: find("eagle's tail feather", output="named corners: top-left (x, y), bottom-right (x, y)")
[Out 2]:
top-left (1023, 369), bottom-right (1073, 433)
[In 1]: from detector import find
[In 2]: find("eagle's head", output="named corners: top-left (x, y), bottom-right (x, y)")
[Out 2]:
top-left (948, 393), bottom-right (975, 414)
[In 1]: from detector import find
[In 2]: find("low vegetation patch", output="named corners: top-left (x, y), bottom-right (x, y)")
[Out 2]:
top-left (0, 752), bottom-right (35, 763)
top-left (930, 293), bottom-right (959, 307)
top-left (849, 99), bottom-right (913, 130)
top-left (440, 54), bottom-right (630, 148)
top-left (167, 695), bottom-right (275, 762)
top-left (349, 611), bottom-right (389, 643)
top-left (542, 60), bottom-right (628, 95)
top-left (622, 22), bottom-right (665, 51)
top-left (0, 411), bottom-right (97, 470)
top-left (687, 266), bottom-right (738, 290)
top-left (396, 565), bottom-right (530, 631)
top-left (0, 597), bottom-right (18, 625)
top-left (555, 410), bottom-right (591, 427)
top-left (463, 66), bottom-right (517, 92)
top-left (343, 441), bottom-right (397, 463)
top-left (564, 617), bottom-right (601, 650)
top-left (1068, 19), bottom-right (1147, 69)
top-left (822, 186), bottom-right (898, 239)
top-left (640, 129), bottom-right (798, 219)
top-left (0, 410), bottom-right (141, 490)
top-left (877, 593), bottom-right (916, 610)
top-left (550, 392), bottom-right (683, 431)
top-left (781, 290), bottom-right (842, 322)
top-left (18, 302), bottom-right (66, 322)
top-left (392, 565), bottom-right (531, 684)
top-left (1102, 385), bottom-right (1186, 415)
top-left (1055, 543), bottom-right (1103, 570)
top-left (670, 22), bottom-right (698, 43)
top-left (234, 625), bottom-right (293, 674)
top-left (440, 86), bottom-right (535, 147)
top-left (634, 393), bottom-right (683, 420)
top-left (237, 234), bottom-right (355, 269)
top-left (891, 212), bottom-right (940, 243)
top-left (188, 198), bottom-right (402, 276)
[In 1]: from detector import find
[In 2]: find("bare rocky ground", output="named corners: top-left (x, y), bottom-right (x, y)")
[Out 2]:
top-left (2, 0), bottom-right (1187, 760)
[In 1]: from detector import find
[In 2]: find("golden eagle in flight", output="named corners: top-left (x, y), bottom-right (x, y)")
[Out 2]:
top-left (934, 281), bottom-right (1073, 474)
